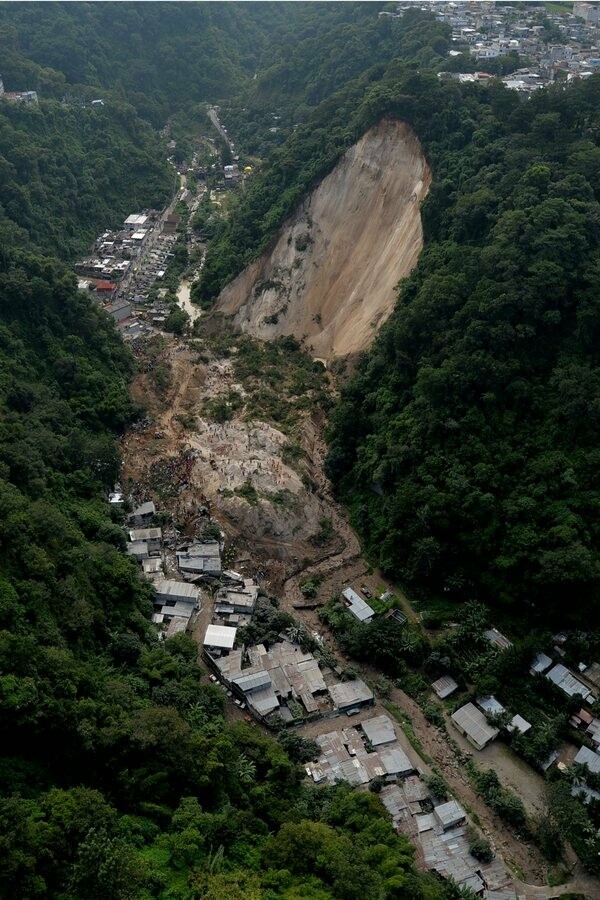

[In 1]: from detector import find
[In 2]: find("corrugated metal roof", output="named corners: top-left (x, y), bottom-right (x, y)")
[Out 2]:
top-left (451, 703), bottom-right (499, 748)
top-left (477, 695), bottom-right (505, 716)
top-left (232, 670), bottom-right (271, 692)
top-left (484, 628), bottom-right (512, 650)
top-left (546, 663), bottom-right (591, 698)
top-left (379, 745), bottom-right (413, 776)
top-left (203, 624), bottom-right (237, 649)
top-left (329, 679), bottom-right (373, 710)
top-left (154, 579), bottom-right (198, 601)
top-left (574, 745), bottom-right (600, 773)
top-left (431, 675), bottom-right (458, 699)
top-left (342, 587), bottom-right (375, 621)
top-left (530, 651), bottom-right (553, 674)
top-left (246, 685), bottom-right (279, 715)
top-left (434, 799), bottom-right (466, 829)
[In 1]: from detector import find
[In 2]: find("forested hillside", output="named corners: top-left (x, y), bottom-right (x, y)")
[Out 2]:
top-left (0, 99), bottom-right (172, 258)
top-left (0, 6), bottom-right (480, 897)
top-left (194, 10), bottom-right (449, 306)
top-left (0, 255), bottom-right (459, 900)
top-left (326, 74), bottom-right (600, 624)
top-left (0, 2), bottom-right (400, 126)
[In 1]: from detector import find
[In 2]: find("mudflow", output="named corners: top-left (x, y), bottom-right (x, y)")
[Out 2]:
top-left (216, 119), bottom-right (430, 361)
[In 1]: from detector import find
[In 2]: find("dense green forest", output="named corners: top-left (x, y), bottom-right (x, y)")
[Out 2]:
top-left (0, 252), bottom-right (462, 898)
top-left (0, 99), bottom-right (173, 258)
top-left (325, 73), bottom-right (600, 624)
top-left (0, 2), bottom-right (400, 126)
top-left (0, 5), bottom-right (486, 897)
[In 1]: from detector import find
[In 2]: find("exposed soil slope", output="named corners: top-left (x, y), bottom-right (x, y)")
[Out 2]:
top-left (216, 119), bottom-right (430, 360)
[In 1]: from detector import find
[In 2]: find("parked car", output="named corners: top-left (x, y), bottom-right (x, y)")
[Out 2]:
top-left (360, 585), bottom-right (372, 599)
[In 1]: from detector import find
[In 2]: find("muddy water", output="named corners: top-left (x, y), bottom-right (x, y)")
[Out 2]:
top-left (177, 280), bottom-right (201, 323)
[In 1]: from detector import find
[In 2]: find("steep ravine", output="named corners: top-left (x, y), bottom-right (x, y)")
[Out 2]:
top-left (216, 119), bottom-right (430, 361)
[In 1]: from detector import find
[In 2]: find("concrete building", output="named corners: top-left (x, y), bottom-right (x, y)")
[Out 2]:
top-left (177, 540), bottom-right (221, 575)
top-left (329, 679), bottom-right (374, 714)
top-left (129, 526), bottom-right (161, 554)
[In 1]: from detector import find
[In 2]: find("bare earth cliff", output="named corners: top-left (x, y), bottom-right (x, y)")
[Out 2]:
top-left (216, 119), bottom-right (430, 360)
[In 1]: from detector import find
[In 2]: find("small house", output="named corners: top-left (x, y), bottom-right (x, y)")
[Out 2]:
top-left (530, 651), bottom-right (553, 675)
top-left (177, 540), bottom-right (221, 575)
top-left (131, 500), bottom-right (156, 526)
top-left (203, 624), bottom-right (237, 657)
top-left (341, 587), bottom-right (374, 623)
top-left (142, 557), bottom-right (162, 576)
top-left (431, 675), bottom-right (458, 699)
top-left (154, 580), bottom-right (198, 608)
top-left (476, 695), bottom-right (506, 717)
top-left (126, 540), bottom-right (149, 560)
top-left (433, 799), bottom-right (466, 831)
top-left (108, 300), bottom-right (131, 322)
top-left (451, 703), bottom-right (499, 751)
top-left (574, 745), bottom-right (600, 774)
top-left (361, 715), bottom-right (396, 747)
top-left (508, 714), bottom-right (531, 735)
top-left (129, 527), bottom-right (162, 555)
top-left (546, 663), bottom-right (592, 701)
top-left (328, 679), bottom-right (374, 714)
top-left (484, 628), bottom-right (512, 650)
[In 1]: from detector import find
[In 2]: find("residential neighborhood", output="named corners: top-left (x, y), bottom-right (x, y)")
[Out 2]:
top-left (427, 0), bottom-right (600, 93)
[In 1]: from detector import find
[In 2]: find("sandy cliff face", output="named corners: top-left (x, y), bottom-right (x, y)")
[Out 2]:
top-left (216, 119), bottom-right (430, 360)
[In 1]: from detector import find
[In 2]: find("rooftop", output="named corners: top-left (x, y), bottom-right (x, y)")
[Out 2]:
top-left (530, 651), bottom-right (553, 674)
top-left (204, 624), bottom-right (237, 650)
top-left (342, 587), bottom-right (375, 622)
top-left (546, 663), bottom-right (592, 699)
top-left (574, 745), bottom-right (600, 774)
top-left (431, 675), bottom-right (458, 699)
top-left (328, 679), bottom-right (374, 710)
top-left (154, 579), bottom-right (198, 601)
top-left (434, 799), bottom-right (466, 829)
top-left (133, 500), bottom-right (155, 517)
top-left (484, 627), bottom-right (513, 650)
top-left (451, 702), bottom-right (499, 748)
top-left (361, 714), bottom-right (397, 746)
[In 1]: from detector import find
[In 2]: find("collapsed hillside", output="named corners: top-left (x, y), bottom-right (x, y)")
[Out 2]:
top-left (216, 120), bottom-right (430, 361)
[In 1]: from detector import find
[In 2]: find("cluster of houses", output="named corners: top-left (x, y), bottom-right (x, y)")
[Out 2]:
top-left (121, 498), bottom-right (226, 638)
top-left (75, 209), bottom-right (183, 341)
top-left (429, 0), bottom-right (600, 94)
top-left (204, 632), bottom-right (375, 725)
top-left (0, 75), bottom-right (37, 104)
top-left (304, 709), bottom-right (517, 896)
top-left (306, 714), bottom-right (414, 785)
